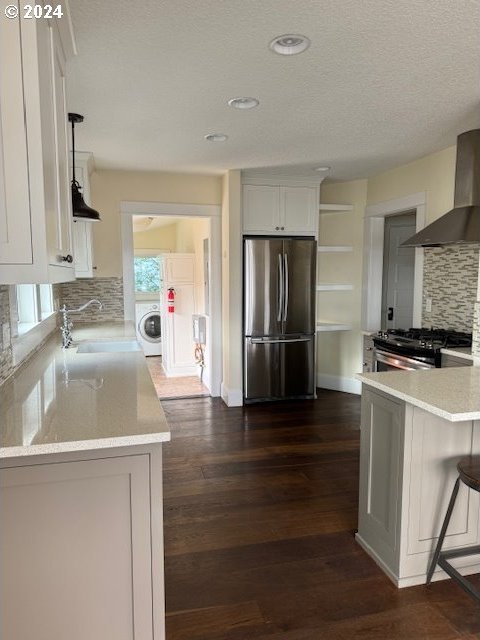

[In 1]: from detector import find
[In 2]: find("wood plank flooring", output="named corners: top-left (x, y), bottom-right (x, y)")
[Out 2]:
top-left (162, 391), bottom-right (480, 639)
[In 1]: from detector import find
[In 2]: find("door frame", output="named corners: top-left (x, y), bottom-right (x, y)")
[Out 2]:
top-left (120, 201), bottom-right (222, 397)
top-left (362, 192), bottom-right (426, 331)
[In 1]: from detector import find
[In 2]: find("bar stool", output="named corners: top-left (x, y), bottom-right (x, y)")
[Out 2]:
top-left (426, 455), bottom-right (480, 602)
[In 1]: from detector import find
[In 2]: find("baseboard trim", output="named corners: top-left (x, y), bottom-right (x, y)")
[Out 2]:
top-left (355, 532), bottom-right (480, 588)
top-left (316, 373), bottom-right (361, 395)
top-left (220, 383), bottom-right (243, 407)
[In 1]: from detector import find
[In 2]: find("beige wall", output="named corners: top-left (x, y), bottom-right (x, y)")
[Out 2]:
top-left (90, 170), bottom-right (222, 277)
top-left (318, 144), bottom-right (458, 389)
top-left (367, 146), bottom-right (456, 223)
top-left (317, 180), bottom-right (368, 386)
top-left (221, 170), bottom-right (242, 402)
top-left (133, 223), bottom-right (177, 252)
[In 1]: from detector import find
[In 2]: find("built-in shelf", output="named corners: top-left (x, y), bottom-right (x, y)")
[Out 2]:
top-left (317, 245), bottom-right (353, 253)
top-left (317, 283), bottom-right (354, 291)
top-left (319, 204), bottom-right (353, 213)
top-left (316, 322), bottom-right (352, 332)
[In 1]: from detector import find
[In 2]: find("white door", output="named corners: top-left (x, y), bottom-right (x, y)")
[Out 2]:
top-left (382, 213), bottom-right (416, 329)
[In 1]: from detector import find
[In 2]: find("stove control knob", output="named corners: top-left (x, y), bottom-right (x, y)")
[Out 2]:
top-left (420, 340), bottom-right (426, 347)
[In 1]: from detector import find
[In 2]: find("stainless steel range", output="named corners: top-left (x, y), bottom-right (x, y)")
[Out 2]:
top-left (373, 328), bottom-right (472, 372)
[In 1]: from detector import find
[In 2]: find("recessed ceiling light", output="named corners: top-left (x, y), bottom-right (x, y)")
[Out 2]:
top-left (228, 97), bottom-right (260, 110)
top-left (314, 166), bottom-right (331, 172)
top-left (269, 34), bottom-right (310, 56)
top-left (205, 133), bottom-right (228, 142)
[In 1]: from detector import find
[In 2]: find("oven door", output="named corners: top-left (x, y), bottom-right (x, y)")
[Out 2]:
top-left (373, 349), bottom-right (434, 372)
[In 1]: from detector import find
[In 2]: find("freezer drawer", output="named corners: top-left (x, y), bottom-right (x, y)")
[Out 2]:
top-left (244, 336), bottom-right (315, 402)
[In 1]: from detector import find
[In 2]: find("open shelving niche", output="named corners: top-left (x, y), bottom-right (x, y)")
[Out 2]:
top-left (316, 203), bottom-right (354, 333)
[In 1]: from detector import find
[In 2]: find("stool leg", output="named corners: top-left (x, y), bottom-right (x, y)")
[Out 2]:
top-left (426, 477), bottom-right (460, 584)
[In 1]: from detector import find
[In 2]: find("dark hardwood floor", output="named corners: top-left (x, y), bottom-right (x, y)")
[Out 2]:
top-left (162, 390), bottom-right (480, 640)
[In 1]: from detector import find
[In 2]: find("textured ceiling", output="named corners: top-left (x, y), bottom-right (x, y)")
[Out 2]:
top-left (67, 0), bottom-right (480, 181)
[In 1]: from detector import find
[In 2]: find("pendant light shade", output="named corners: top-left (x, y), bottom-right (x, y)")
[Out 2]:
top-left (68, 113), bottom-right (101, 222)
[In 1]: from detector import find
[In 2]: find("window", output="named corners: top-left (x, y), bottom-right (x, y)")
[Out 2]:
top-left (16, 284), bottom-right (54, 335)
top-left (134, 256), bottom-right (161, 293)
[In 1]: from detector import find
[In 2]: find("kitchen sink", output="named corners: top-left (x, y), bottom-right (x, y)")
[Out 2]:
top-left (76, 340), bottom-right (142, 354)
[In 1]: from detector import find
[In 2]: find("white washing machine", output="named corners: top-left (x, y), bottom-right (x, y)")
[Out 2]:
top-left (135, 302), bottom-right (162, 356)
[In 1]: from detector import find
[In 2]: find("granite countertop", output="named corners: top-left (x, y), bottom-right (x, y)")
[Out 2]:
top-left (358, 367), bottom-right (480, 422)
top-left (0, 322), bottom-right (170, 459)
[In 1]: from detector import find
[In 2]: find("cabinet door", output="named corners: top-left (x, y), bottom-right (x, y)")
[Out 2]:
top-left (358, 388), bottom-right (404, 569)
top-left (46, 22), bottom-right (74, 269)
top-left (73, 219), bottom-right (94, 277)
top-left (163, 283), bottom-right (196, 375)
top-left (0, 455), bottom-right (154, 640)
top-left (281, 186), bottom-right (318, 235)
top-left (165, 254), bottom-right (195, 283)
top-left (71, 164), bottom-right (94, 278)
top-left (0, 2), bottom-right (33, 265)
top-left (243, 185), bottom-right (280, 233)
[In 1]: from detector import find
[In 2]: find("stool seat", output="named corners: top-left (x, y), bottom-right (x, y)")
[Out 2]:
top-left (457, 456), bottom-right (480, 491)
top-left (426, 455), bottom-right (480, 602)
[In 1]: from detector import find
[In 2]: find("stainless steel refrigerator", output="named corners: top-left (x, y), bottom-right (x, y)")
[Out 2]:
top-left (243, 237), bottom-right (316, 402)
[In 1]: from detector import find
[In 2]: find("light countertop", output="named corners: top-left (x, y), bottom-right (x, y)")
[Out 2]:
top-left (0, 322), bottom-right (170, 459)
top-left (358, 367), bottom-right (480, 422)
top-left (440, 346), bottom-right (474, 361)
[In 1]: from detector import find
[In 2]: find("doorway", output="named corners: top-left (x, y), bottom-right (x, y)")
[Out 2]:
top-left (362, 192), bottom-right (425, 331)
top-left (120, 202), bottom-right (222, 400)
top-left (381, 212), bottom-right (416, 329)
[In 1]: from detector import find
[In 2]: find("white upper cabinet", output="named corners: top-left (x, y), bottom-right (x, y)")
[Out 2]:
top-left (0, 5), bottom-right (32, 265)
top-left (0, 3), bottom-right (76, 284)
top-left (242, 185), bottom-right (280, 234)
top-left (72, 153), bottom-right (96, 278)
top-left (242, 182), bottom-right (319, 236)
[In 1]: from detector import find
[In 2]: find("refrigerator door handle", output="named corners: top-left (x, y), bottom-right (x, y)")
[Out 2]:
top-left (250, 337), bottom-right (311, 344)
top-left (277, 254), bottom-right (284, 322)
top-left (283, 252), bottom-right (289, 321)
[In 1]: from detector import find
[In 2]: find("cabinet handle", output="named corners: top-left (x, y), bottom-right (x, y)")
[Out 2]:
top-left (59, 254), bottom-right (73, 263)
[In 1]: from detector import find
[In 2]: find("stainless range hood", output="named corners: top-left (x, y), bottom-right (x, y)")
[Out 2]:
top-left (402, 129), bottom-right (480, 247)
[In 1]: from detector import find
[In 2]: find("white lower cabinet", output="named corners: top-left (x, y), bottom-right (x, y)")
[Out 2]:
top-left (357, 387), bottom-right (480, 587)
top-left (0, 3), bottom-right (76, 283)
top-left (0, 446), bottom-right (166, 640)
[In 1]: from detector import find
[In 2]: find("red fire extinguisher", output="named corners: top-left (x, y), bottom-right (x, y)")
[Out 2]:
top-left (167, 287), bottom-right (175, 313)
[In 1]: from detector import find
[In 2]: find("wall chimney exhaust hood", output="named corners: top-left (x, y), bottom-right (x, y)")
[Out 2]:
top-left (402, 129), bottom-right (480, 247)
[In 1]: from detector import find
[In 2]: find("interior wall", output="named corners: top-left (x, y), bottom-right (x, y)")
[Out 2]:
top-left (221, 170), bottom-right (242, 406)
top-left (316, 179), bottom-right (368, 392)
top-left (366, 146), bottom-right (456, 223)
top-left (90, 170), bottom-right (222, 277)
top-left (133, 223), bottom-right (178, 252)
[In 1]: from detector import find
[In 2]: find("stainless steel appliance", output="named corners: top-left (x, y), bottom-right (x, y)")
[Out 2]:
top-left (402, 129), bottom-right (480, 247)
top-left (373, 328), bottom-right (472, 372)
top-left (243, 237), bottom-right (316, 402)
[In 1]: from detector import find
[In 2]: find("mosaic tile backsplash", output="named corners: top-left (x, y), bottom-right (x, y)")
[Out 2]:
top-left (422, 246), bottom-right (479, 333)
top-left (58, 277), bottom-right (124, 322)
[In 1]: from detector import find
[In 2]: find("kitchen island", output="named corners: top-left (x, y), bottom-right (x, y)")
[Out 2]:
top-left (357, 367), bottom-right (480, 589)
top-left (0, 323), bottom-right (170, 640)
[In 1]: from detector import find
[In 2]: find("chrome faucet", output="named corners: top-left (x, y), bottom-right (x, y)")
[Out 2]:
top-left (59, 299), bottom-right (103, 348)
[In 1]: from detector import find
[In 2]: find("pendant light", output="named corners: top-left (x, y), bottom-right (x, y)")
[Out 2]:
top-left (68, 113), bottom-right (101, 221)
